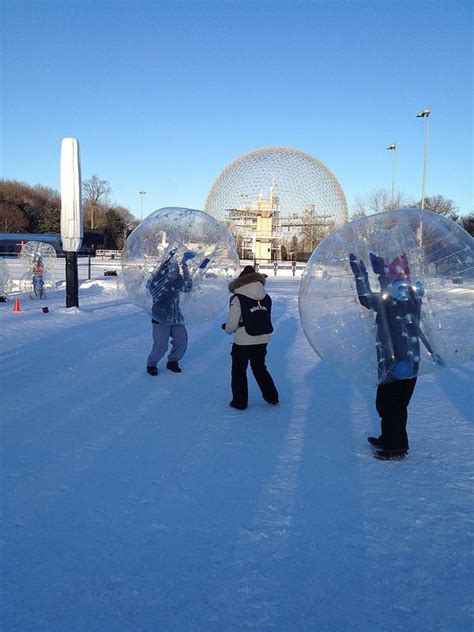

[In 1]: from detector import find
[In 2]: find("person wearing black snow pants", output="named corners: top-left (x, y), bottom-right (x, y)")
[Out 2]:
top-left (231, 343), bottom-right (278, 409)
top-left (223, 265), bottom-right (279, 410)
top-left (349, 252), bottom-right (444, 459)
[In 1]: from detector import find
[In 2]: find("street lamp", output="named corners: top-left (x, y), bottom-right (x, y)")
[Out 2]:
top-left (416, 108), bottom-right (431, 209)
top-left (139, 190), bottom-right (147, 221)
top-left (386, 143), bottom-right (397, 202)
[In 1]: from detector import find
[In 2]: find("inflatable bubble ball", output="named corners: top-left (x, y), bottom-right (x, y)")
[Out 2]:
top-left (19, 270), bottom-right (55, 300)
top-left (121, 207), bottom-right (241, 324)
top-left (20, 241), bottom-right (57, 271)
top-left (299, 208), bottom-right (474, 386)
top-left (0, 259), bottom-right (13, 298)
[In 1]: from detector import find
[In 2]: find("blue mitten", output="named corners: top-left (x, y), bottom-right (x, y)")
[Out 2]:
top-left (199, 257), bottom-right (210, 269)
top-left (181, 250), bottom-right (196, 264)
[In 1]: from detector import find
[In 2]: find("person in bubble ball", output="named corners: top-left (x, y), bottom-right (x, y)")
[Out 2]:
top-left (349, 252), bottom-right (444, 460)
top-left (32, 257), bottom-right (46, 299)
top-left (222, 265), bottom-right (279, 410)
top-left (145, 250), bottom-right (199, 375)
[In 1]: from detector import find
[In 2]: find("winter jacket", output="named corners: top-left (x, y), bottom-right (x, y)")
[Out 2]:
top-left (224, 272), bottom-right (272, 346)
top-left (147, 261), bottom-right (192, 325)
top-left (353, 271), bottom-right (422, 383)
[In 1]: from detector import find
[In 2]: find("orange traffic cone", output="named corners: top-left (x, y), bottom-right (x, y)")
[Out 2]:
top-left (13, 297), bottom-right (21, 312)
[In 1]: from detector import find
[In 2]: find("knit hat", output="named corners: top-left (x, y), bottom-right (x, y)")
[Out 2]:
top-left (387, 255), bottom-right (410, 281)
top-left (239, 265), bottom-right (256, 277)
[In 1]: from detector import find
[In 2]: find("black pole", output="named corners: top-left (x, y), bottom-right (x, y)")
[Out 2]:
top-left (65, 251), bottom-right (79, 308)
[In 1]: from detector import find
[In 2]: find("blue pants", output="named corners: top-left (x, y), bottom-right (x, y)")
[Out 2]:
top-left (147, 322), bottom-right (188, 367)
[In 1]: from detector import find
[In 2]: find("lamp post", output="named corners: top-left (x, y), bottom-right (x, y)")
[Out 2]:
top-left (416, 108), bottom-right (430, 209)
top-left (386, 143), bottom-right (397, 202)
top-left (139, 190), bottom-right (147, 221)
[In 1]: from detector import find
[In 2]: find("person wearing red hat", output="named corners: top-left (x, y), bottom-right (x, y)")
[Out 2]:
top-left (349, 251), bottom-right (444, 460)
top-left (222, 265), bottom-right (279, 410)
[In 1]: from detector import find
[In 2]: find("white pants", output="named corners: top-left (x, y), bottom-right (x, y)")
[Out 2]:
top-left (147, 323), bottom-right (188, 367)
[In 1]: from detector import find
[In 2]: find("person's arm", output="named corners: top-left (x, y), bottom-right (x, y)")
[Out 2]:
top-left (369, 252), bottom-right (390, 291)
top-left (181, 264), bottom-right (193, 292)
top-left (349, 254), bottom-right (374, 309)
top-left (224, 295), bottom-right (242, 334)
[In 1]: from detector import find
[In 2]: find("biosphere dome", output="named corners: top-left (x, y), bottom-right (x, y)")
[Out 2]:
top-left (204, 146), bottom-right (348, 260)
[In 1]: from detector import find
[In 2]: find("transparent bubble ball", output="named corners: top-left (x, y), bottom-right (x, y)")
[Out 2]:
top-left (19, 270), bottom-right (55, 300)
top-left (121, 207), bottom-right (241, 324)
top-left (299, 208), bottom-right (474, 385)
top-left (20, 241), bottom-right (57, 271)
top-left (204, 146), bottom-right (348, 237)
top-left (0, 259), bottom-right (12, 296)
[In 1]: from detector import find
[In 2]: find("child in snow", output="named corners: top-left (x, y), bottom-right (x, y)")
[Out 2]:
top-left (349, 252), bottom-right (443, 460)
top-left (222, 265), bottom-right (279, 410)
top-left (145, 251), bottom-right (194, 375)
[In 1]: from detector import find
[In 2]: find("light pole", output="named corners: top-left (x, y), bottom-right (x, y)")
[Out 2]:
top-left (386, 143), bottom-right (397, 202)
top-left (139, 190), bottom-right (147, 221)
top-left (417, 108), bottom-right (430, 209)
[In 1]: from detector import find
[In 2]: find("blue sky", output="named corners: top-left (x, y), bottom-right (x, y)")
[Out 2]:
top-left (1, 0), bottom-right (472, 219)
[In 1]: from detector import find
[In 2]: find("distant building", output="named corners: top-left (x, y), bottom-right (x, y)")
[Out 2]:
top-left (0, 231), bottom-right (104, 255)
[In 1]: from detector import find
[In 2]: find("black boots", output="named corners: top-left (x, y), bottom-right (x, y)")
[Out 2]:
top-left (147, 366), bottom-right (158, 376)
top-left (167, 361), bottom-right (182, 373)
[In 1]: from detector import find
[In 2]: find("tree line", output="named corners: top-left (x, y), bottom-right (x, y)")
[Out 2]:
top-left (0, 176), bottom-right (139, 249)
top-left (350, 189), bottom-right (473, 236)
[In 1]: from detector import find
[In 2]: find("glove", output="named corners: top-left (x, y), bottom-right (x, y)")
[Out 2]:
top-left (199, 257), bottom-right (210, 269)
top-left (432, 353), bottom-right (446, 367)
top-left (221, 323), bottom-right (226, 330)
top-left (369, 252), bottom-right (385, 276)
top-left (181, 250), bottom-right (196, 264)
top-left (349, 253), bottom-right (359, 275)
top-left (349, 253), bottom-right (366, 278)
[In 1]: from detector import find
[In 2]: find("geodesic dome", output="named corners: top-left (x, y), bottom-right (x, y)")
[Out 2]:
top-left (204, 146), bottom-right (348, 236)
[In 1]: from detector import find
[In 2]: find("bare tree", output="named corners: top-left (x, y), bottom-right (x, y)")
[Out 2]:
top-left (351, 189), bottom-right (409, 218)
top-left (82, 175), bottom-right (111, 229)
top-left (412, 194), bottom-right (459, 220)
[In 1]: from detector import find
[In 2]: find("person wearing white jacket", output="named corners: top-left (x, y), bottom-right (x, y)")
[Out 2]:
top-left (222, 265), bottom-right (279, 410)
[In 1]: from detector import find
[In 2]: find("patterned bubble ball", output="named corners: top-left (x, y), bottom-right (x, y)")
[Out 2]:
top-left (204, 146), bottom-right (348, 257)
top-left (121, 207), bottom-right (241, 324)
top-left (299, 208), bottom-right (474, 385)
top-left (20, 241), bottom-right (57, 271)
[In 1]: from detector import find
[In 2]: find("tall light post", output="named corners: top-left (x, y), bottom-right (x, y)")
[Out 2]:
top-left (386, 143), bottom-right (397, 202)
top-left (139, 190), bottom-right (147, 221)
top-left (417, 108), bottom-right (430, 209)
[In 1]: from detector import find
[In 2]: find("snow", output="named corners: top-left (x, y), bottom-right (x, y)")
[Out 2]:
top-left (1, 262), bottom-right (473, 631)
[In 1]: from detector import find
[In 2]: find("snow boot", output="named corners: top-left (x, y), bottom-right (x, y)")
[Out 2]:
top-left (367, 436), bottom-right (382, 447)
top-left (166, 361), bottom-right (182, 373)
top-left (229, 401), bottom-right (247, 410)
top-left (147, 366), bottom-right (158, 376)
top-left (373, 448), bottom-right (407, 461)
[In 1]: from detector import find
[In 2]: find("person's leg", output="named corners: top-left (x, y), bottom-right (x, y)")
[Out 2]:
top-left (249, 344), bottom-right (279, 404)
top-left (230, 344), bottom-right (249, 409)
top-left (147, 322), bottom-right (170, 367)
top-left (168, 325), bottom-right (188, 362)
top-left (376, 377), bottom-right (417, 451)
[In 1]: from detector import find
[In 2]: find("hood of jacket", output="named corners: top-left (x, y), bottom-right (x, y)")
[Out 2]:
top-left (229, 272), bottom-right (267, 300)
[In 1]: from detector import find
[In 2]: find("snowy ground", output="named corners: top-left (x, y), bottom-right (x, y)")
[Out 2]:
top-left (1, 264), bottom-right (473, 631)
